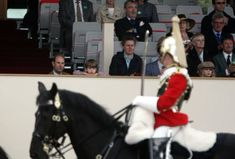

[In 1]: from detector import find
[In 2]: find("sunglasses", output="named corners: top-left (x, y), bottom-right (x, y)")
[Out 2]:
top-left (216, 2), bottom-right (226, 4)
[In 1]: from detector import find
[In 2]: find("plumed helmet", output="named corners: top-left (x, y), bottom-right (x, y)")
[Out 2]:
top-left (160, 16), bottom-right (187, 67)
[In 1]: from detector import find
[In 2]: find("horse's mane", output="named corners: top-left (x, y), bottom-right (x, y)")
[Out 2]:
top-left (59, 90), bottom-right (115, 127)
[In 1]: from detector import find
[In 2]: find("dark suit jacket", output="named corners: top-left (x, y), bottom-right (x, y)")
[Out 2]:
top-left (201, 10), bottom-right (235, 35)
top-left (114, 17), bottom-right (152, 41)
top-left (145, 60), bottom-right (161, 76)
top-left (187, 48), bottom-right (212, 77)
top-left (204, 29), bottom-right (228, 58)
top-left (59, 0), bottom-right (94, 51)
top-left (109, 52), bottom-right (142, 76)
top-left (137, 2), bottom-right (159, 23)
top-left (213, 52), bottom-right (235, 77)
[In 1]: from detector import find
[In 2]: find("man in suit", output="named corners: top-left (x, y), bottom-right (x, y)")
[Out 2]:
top-left (201, 0), bottom-right (235, 35)
top-left (213, 34), bottom-right (235, 77)
top-left (50, 53), bottom-right (70, 75)
top-left (58, 0), bottom-right (94, 55)
top-left (145, 36), bottom-right (164, 76)
top-left (136, 0), bottom-right (159, 23)
top-left (114, 0), bottom-right (152, 41)
top-left (204, 12), bottom-right (229, 58)
top-left (187, 33), bottom-right (212, 76)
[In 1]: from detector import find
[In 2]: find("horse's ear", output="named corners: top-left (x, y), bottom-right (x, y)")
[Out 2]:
top-left (50, 83), bottom-right (58, 97)
top-left (38, 81), bottom-right (47, 93)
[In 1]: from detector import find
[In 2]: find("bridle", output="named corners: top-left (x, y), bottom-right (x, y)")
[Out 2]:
top-left (33, 92), bottom-right (69, 159)
top-left (33, 92), bottom-right (135, 159)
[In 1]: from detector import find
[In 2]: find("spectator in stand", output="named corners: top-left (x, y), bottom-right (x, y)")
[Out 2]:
top-left (167, 14), bottom-right (195, 54)
top-left (197, 61), bottom-right (216, 77)
top-left (145, 36), bottom-right (164, 76)
top-left (213, 34), bottom-right (235, 77)
top-left (201, 0), bottom-right (235, 35)
top-left (187, 33), bottom-right (212, 77)
top-left (114, 0), bottom-right (152, 41)
top-left (73, 59), bottom-right (104, 76)
top-left (109, 36), bottom-right (142, 76)
top-left (204, 12), bottom-right (229, 57)
top-left (23, 0), bottom-right (39, 39)
top-left (136, 0), bottom-right (159, 23)
top-left (50, 53), bottom-right (70, 75)
top-left (96, 0), bottom-right (124, 23)
top-left (59, 0), bottom-right (94, 56)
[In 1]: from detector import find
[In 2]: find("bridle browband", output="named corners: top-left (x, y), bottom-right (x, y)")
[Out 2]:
top-left (33, 92), bottom-right (69, 159)
top-left (34, 92), bottom-right (135, 159)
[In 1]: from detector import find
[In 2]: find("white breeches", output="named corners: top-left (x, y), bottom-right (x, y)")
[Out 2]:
top-left (152, 126), bottom-right (180, 138)
top-left (125, 107), bottom-right (217, 152)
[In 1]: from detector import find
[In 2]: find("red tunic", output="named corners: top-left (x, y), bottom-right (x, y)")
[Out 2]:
top-left (154, 73), bottom-right (189, 128)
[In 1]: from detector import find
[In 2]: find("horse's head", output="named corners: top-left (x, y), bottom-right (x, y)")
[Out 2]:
top-left (30, 82), bottom-right (68, 159)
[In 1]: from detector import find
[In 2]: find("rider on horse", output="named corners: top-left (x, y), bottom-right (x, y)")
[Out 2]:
top-left (125, 16), bottom-right (217, 154)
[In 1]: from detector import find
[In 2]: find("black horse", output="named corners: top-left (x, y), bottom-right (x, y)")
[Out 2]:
top-left (0, 146), bottom-right (9, 159)
top-left (30, 82), bottom-right (235, 159)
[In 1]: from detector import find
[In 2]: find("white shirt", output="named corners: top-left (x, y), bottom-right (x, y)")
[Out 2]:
top-left (73, 0), bottom-right (84, 22)
top-left (198, 50), bottom-right (204, 63)
top-left (223, 51), bottom-right (232, 76)
top-left (107, 8), bottom-right (114, 17)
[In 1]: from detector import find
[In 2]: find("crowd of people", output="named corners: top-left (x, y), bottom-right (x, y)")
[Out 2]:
top-left (30, 0), bottom-right (235, 77)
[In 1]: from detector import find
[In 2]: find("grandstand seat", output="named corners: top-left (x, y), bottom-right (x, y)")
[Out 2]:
top-left (72, 22), bottom-right (101, 69)
top-left (207, 6), bottom-right (234, 17)
top-left (85, 31), bottom-right (103, 42)
top-left (48, 10), bottom-right (60, 58)
top-left (156, 5), bottom-right (172, 15)
top-left (114, 0), bottom-right (126, 7)
top-left (158, 14), bottom-right (173, 31)
top-left (148, 0), bottom-right (159, 5)
top-left (149, 23), bottom-right (167, 42)
top-left (189, 14), bottom-right (204, 33)
top-left (38, 0), bottom-right (59, 48)
top-left (176, 5), bottom-right (203, 16)
top-left (86, 41), bottom-right (103, 67)
top-left (162, 0), bottom-right (196, 6)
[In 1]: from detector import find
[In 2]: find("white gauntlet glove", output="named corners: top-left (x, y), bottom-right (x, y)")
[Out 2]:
top-left (132, 96), bottom-right (159, 113)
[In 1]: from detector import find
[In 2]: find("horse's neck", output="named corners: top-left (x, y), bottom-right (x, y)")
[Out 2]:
top-left (67, 111), bottom-right (116, 158)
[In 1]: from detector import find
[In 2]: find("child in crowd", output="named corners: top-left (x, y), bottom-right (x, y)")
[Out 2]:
top-left (73, 59), bottom-right (99, 76)
top-left (197, 61), bottom-right (215, 77)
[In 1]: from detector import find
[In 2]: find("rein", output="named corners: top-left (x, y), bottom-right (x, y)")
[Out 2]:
top-left (36, 95), bottom-right (135, 159)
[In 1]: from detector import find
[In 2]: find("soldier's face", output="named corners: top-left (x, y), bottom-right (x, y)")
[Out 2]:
top-left (160, 53), bottom-right (174, 68)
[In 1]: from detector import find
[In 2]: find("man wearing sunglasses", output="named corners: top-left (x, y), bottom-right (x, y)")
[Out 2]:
top-left (201, 0), bottom-right (235, 35)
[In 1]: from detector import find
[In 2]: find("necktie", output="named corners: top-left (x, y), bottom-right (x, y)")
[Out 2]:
top-left (76, 0), bottom-right (84, 22)
top-left (227, 55), bottom-right (231, 66)
top-left (216, 32), bottom-right (221, 44)
top-left (130, 19), bottom-right (136, 28)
